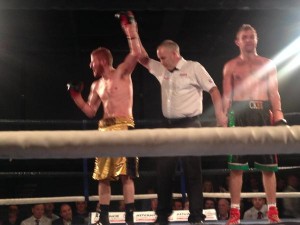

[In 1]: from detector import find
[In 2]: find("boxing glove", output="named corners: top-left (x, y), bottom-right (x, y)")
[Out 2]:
top-left (66, 81), bottom-right (84, 93)
top-left (115, 11), bottom-right (135, 26)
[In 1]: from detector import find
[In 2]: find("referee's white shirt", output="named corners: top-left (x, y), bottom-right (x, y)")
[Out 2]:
top-left (148, 57), bottom-right (216, 119)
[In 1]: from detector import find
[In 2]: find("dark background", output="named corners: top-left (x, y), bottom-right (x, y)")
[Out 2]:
top-left (0, 0), bottom-right (300, 200)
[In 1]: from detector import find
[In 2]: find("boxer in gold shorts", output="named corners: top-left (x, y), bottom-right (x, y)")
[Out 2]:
top-left (93, 116), bottom-right (139, 181)
top-left (68, 11), bottom-right (141, 225)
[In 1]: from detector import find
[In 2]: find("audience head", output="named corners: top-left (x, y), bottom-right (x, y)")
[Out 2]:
top-left (204, 198), bottom-right (216, 209)
top-left (151, 198), bottom-right (158, 211)
top-left (217, 198), bottom-right (230, 218)
top-left (203, 180), bottom-right (214, 192)
top-left (31, 204), bottom-right (45, 220)
top-left (172, 199), bottom-right (183, 210)
top-left (251, 197), bottom-right (266, 211)
top-left (75, 201), bottom-right (88, 213)
top-left (59, 204), bottom-right (73, 222)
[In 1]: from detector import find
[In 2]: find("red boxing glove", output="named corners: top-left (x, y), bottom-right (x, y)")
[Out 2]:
top-left (115, 11), bottom-right (135, 26)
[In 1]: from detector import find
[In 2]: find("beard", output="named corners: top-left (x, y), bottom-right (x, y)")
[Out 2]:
top-left (94, 73), bottom-right (102, 79)
top-left (93, 66), bottom-right (104, 79)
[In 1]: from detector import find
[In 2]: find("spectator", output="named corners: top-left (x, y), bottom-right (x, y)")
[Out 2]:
top-left (74, 201), bottom-right (89, 224)
top-left (217, 199), bottom-right (230, 221)
top-left (151, 198), bottom-right (158, 211)
top-left (44, 203), bottom-right (59, 221)
top-left (53, 203), bottom-right (84, 225)
top-left (20, 204), bottom-right (51, 225)
top-left (219, 175), bottom-right (230, 193)
top-left (7, 206), bottom-right (19, 215)
top-left (3, 211), bottom-right (22, 225)
top-left (243, 175), bottom-right (263, 211)
top-left (172, 200), bottom-right (183, 210)
top-left (140, 188), bottom-right (156, 211)
top-left (202, 180), bottom-right (214, 192)
top-left (117, 200), bottom-right (125, 212)
top-left (243, 198), bottom-right (267, 220)
top-left (282, 174), bottom-right (300, 218)
top-left (183, 200), bottom-right (189, 210)
top-left (203, 198), bottom-right (216, 210)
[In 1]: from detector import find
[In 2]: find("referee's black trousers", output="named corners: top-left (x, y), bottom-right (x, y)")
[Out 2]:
top-left (155, 115), bottom-right (205, 223)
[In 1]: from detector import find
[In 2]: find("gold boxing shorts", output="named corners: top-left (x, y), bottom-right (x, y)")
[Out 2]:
top-left (92, 116), bottom-right (139, 181)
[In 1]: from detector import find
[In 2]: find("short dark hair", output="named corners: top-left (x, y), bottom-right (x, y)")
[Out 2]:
top-left (236, 24), bottom-right (257, 39)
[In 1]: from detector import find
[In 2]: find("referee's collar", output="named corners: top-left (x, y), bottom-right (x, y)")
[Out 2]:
top-left (169, 57), bottom-right (186, 73)
top-left (176, 57), bottom-right (186, 70)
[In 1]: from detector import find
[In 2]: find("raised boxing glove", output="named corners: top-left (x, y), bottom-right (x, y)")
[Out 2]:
top-left (115, 11), bottom-right (135, 26)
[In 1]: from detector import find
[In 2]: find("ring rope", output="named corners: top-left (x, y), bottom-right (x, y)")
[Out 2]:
top-left (1, 125), bottom-right (300, 206)
top-left (1, 192), bottom-right (300, 205)
top-left (1, 165), bottom-right (300, 177)
top-left (0, 126), bottom-right (300, 159)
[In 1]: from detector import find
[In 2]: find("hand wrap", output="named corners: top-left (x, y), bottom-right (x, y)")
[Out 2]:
top-left (66, 81), bottom-right (84, 93)
top-left (274, 118), bottom-right (288, 126)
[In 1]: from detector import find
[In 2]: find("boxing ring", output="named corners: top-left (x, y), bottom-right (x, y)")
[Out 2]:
top-left (1, 125), bottom-right (300, 224)
top-left (1, 125), bottom-right (300, 159)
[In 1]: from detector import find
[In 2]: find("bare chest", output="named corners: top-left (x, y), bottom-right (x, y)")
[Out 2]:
top-left (97, 78), bottom-right (131, 101)
top-left (97, 79), bottom-right (116, 99)
top-left (232, 62), bottom-right (268, 85)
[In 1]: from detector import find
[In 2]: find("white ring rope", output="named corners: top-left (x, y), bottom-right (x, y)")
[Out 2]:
top-left (0, 126), bottom-right (300, 159)
top-left (1, 192), bottom-right (300, 205)
top-left (1, 126), bottom-right (300, 206)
